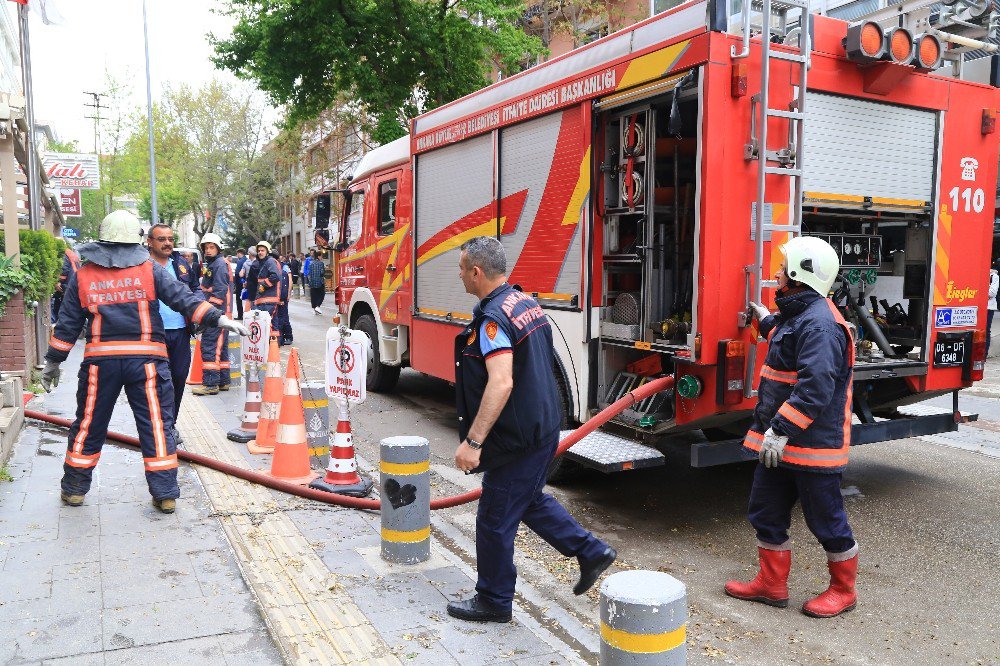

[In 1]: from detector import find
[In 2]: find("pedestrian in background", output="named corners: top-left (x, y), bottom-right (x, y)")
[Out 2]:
top-left (987, 259), bottom-right (1000, 357)
top-left (51, 244), bottom-right (80, 323)
top-left (192, 234), bottom-right (233, 396)
top-left (302, 252), bottom-right (312, 300)
top-left (146, 223), bottom-right (197, 431)
top-left (234, 248), bottom-right (247, 320)
top-left (276, 253), bottom-right (294, 345)
top-left (241, 246), bottom-right (257, 314)
top-left (308, 250), bottom-right (326, 315)
top-left (448, 236), bottom-right (616, 623)
top-left (41, 210), bottom-right (247, 514)
top-left (289, 253), bottom-right (302, 299)
top-left (726, 236), bottom-right (859, 619)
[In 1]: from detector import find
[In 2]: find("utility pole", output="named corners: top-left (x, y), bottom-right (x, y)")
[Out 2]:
top-left (83, 91), bottom-right (105, 155)
top-left (142, 0), bottom-right (158, 225)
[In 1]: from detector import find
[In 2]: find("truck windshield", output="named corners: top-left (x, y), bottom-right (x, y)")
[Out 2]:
top-left (345, 189), bottom-right (365, 248)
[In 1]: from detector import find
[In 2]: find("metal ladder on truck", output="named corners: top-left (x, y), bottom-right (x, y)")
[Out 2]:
top-left (734, 0), bottom-right (811, 398)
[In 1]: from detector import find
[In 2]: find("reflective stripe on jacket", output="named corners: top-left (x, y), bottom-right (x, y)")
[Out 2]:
top-left (254, 256), bottom-right (281, 307)
top-left (743, 289), bottom-right (855, 473)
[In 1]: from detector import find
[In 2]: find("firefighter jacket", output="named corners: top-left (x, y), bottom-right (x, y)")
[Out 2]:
top-left (57, 248), bottom-right (81, 293)
top-left (45, 243), bottom-right (222, 364)
top-left (455, 283), bottom-right (562, 472)
top-left (171, 251), bottom-right (198, 292)
top-left (199, 254), bottom-right (232, 316)
top-left (254, 256), bottom-right (281, 310)
top-left (743, 289), bottom-right (855, 473)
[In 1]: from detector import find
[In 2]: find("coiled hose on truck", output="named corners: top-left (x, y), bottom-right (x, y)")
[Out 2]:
top-left (25, 375), bottom-right (674, 510)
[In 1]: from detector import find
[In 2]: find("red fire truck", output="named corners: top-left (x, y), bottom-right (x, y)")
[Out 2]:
top-left (322, 0), bottom-right (1000, 476)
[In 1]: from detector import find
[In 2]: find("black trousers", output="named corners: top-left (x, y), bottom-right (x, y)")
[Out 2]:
top-left (310, 287), bottom-right (325, 309)
top-left (164, 328), bottom-right (191, 419)
top-left (235, 288), bottom-right (244, 319)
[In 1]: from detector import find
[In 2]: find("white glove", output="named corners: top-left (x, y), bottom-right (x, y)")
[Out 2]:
top-left (749, 301), bottom-right (770, 321)
top-left (218, 315), bottom-right (250, 337)
top-left (41, 361), bottom-right (61, 392)
top-left (759, 428), bottom-right (789, 468)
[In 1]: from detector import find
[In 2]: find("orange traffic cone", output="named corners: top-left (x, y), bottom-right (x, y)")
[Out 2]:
top-left (248, 335), bottom-right (283, 454)
top-left (186, 339), bottom-right (204, 385)
top-left (267, 348), bottom-right (318, 485)
top-left (227, 366), bottom-right (262, 443)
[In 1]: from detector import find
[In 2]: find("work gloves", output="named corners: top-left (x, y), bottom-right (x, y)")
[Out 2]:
top-left (41, 361), bottom-right (61, 393)
top-left (218, 315), bottom-right (250, 337)
top-left (749, 301), bottom-right (770, 321)
top-left (759, 428), bottom-right (789, 468)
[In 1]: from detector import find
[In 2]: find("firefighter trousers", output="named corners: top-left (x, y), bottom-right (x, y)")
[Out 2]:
top-left (62, 358), bottom-right (180, 500)
top-left (475, 442), bottom-right (608, 611)
top-left (748, 463), bottom-right (856, 554)
top-left (200, 326), bottom-right (230, 388)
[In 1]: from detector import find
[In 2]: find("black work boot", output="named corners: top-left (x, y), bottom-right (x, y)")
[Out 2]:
top-left (574, 547), bottom-right (617, 595)
top-left (446, 595), bottom-right (512, 623)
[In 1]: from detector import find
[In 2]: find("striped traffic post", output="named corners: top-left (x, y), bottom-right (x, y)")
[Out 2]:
top-left (379, 435), bottom-right (430, 564)
top-left (599, 571), bottom-right (687, 665)
top-left (301, 380), bottom-right (329, 468)
top-left (228, 339), bottom-right (242, 387)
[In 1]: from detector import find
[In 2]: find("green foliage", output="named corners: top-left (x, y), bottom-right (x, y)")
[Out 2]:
top-left (0, 465), bottom-right (13, 483)
top-left (223, 151), bottom-right (284, 251)
top-left (0, 252), bottom-right (31, 318)
top-left (0, 230), bottom-right (62, 315)
top-left (212, 0), bottom-right (543, 135)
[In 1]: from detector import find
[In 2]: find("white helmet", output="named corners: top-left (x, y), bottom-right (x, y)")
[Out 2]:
top-left (99, 210), bottom-right (144, 244)
top-left (256, 240), bottom-right (272, 254)
top-left (200, 232), bottom-right (225, 251)
top-left (780, 236), bottom-right (841, 296)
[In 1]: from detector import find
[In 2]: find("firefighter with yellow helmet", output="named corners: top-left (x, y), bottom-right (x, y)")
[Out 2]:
top-left (192, 232), bottom-right (232, 396)
top-left (725, 235), bottom-right (860, 619)
top-left (253, 240), bottom-right (282, 322)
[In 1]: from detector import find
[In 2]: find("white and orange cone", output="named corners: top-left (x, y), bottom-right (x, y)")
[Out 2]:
top-left (267, 348), bottom-right (318, 485)
top-left (309, 395), bottom-right (373, 497)
top-left (248, 335), bottom-right (283, 455)
top-left (227, 366), bottom-right (262, 443)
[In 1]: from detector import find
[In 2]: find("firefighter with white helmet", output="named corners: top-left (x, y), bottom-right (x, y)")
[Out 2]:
top-left (42, 211), bottom-right (249, 514)
top-left (725, 235), bottom-right (860, 619)
top-left (192, 233), bottom-right (233, 396)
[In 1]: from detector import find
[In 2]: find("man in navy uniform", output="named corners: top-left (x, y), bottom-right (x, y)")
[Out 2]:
top-left (41, 211), bottom-right (249, 514)
top-left (448, 236), bottom-right (616, 623)
top-left (192, 233), bottom-right (233, 396)
top-left (253, 241), bottom-right (282, 321)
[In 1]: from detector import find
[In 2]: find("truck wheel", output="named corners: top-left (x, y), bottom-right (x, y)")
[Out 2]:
top-left (355, 314), bottom-right (400, 393)
top-left (546, 363), bottom-right (583, 484)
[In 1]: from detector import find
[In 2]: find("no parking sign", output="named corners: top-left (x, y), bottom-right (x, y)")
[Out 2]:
top-left (325, 326), bottom-right (368, 404)
top-left (241, 310), bottom-right (271, 367)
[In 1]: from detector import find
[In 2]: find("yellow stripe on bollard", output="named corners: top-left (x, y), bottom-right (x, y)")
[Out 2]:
top-left (307, 446), bottom-right (329, 457)
top-left (599, 622), bottom-right (686, 654)
top-left (379, 460), bottom-right (430, 476)
top-left (381, 526), bottom-right (431, 543)
top-left (302, 400), bottom-right (328, 409)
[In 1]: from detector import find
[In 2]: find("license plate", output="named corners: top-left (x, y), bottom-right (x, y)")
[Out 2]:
top-left (933, 339), bottom-right (966, 367)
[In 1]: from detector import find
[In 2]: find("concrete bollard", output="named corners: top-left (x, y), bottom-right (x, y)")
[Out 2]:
top-left (380, 436), bottom-right (430, 564)
top-left (228, 339), bottom-right (242, 387)
top-left (301, 380), bottom-right (330, 468)
top-left (599, 571), bottom-right (687, 665)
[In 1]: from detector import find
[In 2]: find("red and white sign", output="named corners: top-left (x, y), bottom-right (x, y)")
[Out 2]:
top-left (325, 327), bottom-right (367, 404)
top-left (241, 310), bottom-right (271, 367)
top-left (42, 153), bottom-right (101, 190)
top-left (59, 188), bottom-right (81, 217)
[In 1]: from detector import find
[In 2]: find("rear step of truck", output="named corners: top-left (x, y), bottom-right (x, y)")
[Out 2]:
top-left (560, 429), bottom-right (665, 473)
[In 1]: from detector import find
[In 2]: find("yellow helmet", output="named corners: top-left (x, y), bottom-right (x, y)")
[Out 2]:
top-left (256, 240), bottom-right (272, 254)
top-left (781, 236), bottom-right (841, 296)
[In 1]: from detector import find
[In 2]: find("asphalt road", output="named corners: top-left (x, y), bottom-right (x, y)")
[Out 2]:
top-left (286, 295), bottom-right (999, 665)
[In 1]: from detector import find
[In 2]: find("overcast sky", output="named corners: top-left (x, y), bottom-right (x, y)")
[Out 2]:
top-left (13, 0), bottom-right (273, 150)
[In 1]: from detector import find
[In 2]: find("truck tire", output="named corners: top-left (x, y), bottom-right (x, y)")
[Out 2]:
top-left (546, 363), bottom-right (583, 484)
top-left (355, 313), bottom-right (400, 393)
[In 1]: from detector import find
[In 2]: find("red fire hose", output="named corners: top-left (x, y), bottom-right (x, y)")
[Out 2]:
top-left (24, 375), bottom-right (673, 511)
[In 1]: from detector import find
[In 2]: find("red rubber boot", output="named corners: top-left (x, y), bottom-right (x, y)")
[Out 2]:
top-left (802, 554), bottom-right (858, 618)
top-left (724, 547), bottom-right (791, 608)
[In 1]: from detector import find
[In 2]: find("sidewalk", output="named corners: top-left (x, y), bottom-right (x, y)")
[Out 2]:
top-left (0, 347), bottom-right (588, 664)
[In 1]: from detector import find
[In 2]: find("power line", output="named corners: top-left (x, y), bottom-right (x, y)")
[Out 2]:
top-left (83, 91), bottom-right (105, 155)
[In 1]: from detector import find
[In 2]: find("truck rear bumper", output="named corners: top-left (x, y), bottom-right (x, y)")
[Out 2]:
top-left (690, 411), bottom-right (978, 468)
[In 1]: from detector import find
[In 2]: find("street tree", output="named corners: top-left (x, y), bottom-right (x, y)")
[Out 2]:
top-left (211, 0), bottom-right (544, 142)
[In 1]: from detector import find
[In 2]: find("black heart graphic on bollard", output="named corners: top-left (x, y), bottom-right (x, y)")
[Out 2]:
top-left (385, 479), bottom-right (417, 509)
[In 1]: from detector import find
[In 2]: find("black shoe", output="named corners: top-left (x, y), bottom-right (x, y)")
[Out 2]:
top-left (446, 595), bottom-right (512, 623)
top-left (574, 546), bottom-right (617, 595)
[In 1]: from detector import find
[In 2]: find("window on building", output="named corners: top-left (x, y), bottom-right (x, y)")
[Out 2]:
top-left (378, 180), bottom-right (397, 236)
top-left (345, 189), bottom-right (365, 247)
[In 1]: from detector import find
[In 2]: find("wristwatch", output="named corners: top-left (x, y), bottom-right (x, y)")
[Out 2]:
top-left (466, 438), bottom-right (483, 450)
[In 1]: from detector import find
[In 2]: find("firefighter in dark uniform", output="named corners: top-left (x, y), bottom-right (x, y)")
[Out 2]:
top-left (192, 233), bottom-right (233, 395)
top-left (725, 235), bottom-right (859, 619)
top-left (40, 211), bottom-right (249, 513)
top-left (253, 241), bottom-right (282, 337)
top-left (447, 236), bottom-right (616, 623)
top-left (275, 253), bottom-right (293, 346)
top-left (52, 245), bottom-right (81, 322)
